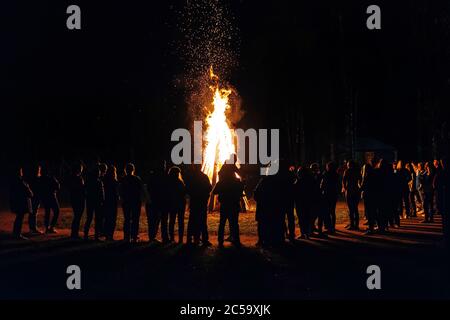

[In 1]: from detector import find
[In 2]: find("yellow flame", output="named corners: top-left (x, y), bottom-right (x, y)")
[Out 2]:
top-left (201, 67), bottom-right (236, 182)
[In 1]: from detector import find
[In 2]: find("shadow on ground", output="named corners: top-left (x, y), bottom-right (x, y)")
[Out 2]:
top-left (0, 216), bottom-right (449, 300)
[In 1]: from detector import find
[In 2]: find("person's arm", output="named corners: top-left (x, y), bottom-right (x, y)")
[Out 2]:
top-left (181, 181), bottom-right (187, 197)
top-left (24, 182), bottom-right (34, 199)
top-left (142, 182), bottom-right (150, 203)
top-left (54, 177), bottom-right (61, 192)
top-left (212, 182), bottom-right (220, 195)
top-left (206, 178), bottom-right (212, 193)
top-left (239, 181), bottom-right (245, 197)
top-left (99, 181), bottom-right (105, 203)
top-left (319, 175), bottom-right (325, 192)
top-left (342, 170), bottom-right (348, 192)
top-left (417, 174), bottom-right (424, 190)
top-left (254, 179), bottom-right (263, 201)
top-left (433, 173), bottom-right (439, 190)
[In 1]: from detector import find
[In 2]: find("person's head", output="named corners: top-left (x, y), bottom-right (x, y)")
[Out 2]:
top-left (441, 158), bottom-right (447, 170)
top-left (34, 164), bottom-right (42, 177)
top-left (434, 159), bottom-right (440, 169)
top-left (220, 163), bottom-right (237, 178)
top-left (225, 153), bottom-right (237, 165)
top-left (90, 165), bottom-right (100, 178)
top-left (125, 163), bottom-right (135, 176)
top-left (326, 161), bottom-right (337, 173)
top-left (106, 165), bottom-right (117, 180)
top-left (425, 162), bottom-right (432, 174)
top-left (99, 163), bottom-right (108, 176)
top-left (405, 163), bottom-right (411, 171)
top-left (347, 160), bottom-right (355, 170)
top-left (73, 163), bottom-right (83, 176)
top-left (219, 164), bottom-right (235, 181)
top-left (168, 166), bottom-right (181, 180)
top-left (40, 165), bottom-right (49, 177)
top-left (418, 162), bottom-right (423, 171)
top-left (362, 163), bottom-right (373, 176)
top-left (16, 166), bottom-right (24, 178)
top-left (396, 160), bottom-right (404, 171)
top-left (297, 166), bottom-right (311, 179)
top-left (296, 166), bottom-right (303, 179)
top-left (377, 159), bottom-right (389, 171)
top-left (310, 163), bottom-right (320, 174)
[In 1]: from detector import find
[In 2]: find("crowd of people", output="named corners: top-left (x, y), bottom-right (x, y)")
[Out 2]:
top-left (255, 158), bottom-right (449, 247)
top-left (9, 162), bottom-right (215, 245)
top-left (7, 157), bottom-right (450, 249)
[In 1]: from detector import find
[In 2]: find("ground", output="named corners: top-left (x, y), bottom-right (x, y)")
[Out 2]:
top-left (0, 202), bottom-right (449, 300)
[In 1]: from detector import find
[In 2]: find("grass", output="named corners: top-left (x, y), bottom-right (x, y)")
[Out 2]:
top-left (42, 200), bottom-right (357, 239)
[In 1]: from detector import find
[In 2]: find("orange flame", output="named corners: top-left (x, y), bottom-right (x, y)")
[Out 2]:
top-left (201, 67), bottom-right (236, 182)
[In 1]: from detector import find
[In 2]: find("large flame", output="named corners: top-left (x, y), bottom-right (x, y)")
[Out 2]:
top-left (201, 67), bottom-right (236, 182)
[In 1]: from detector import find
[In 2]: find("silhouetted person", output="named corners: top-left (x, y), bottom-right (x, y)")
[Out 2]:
top-left (295, 166), bottom-right (315, 239)
top-left (185, 164), bottom-right (212, 246)
top-left (285, 167), bottom-right (297, 242)
top-left (99, 163), bottom-right (108, 178)
top-left (120, 163), bottom-right (144, 243)
top-left (98, 163), bottom-right (108, 236)
top-left (218, 154), bottom-right (240, 179)
top-left (278, 162), bottom-right (297, 242)
top-left (433, 160), bottom-right (441, 214)
top-left (69, 163), bottom-right (86, 239)
top-left (437, 159), bottom-right (450, 250)
top-left (406, 163), bottom-right (418, 217)
top-left (254, 168), bottom-right (285, 246)
top-left (415, 162), bottom-right (425, 210)
top-left (434, 160), bottom-right (446, 217)
top-left (254, 176), bottom-right (268, 246)
top-left (419, 162), bottom-right (435, 223)
top-left (320, 161), bottom-right (341, 234)
top-left (104, 165), bottom-right (119, 241)
top-left (40, 166), bottom-right (60, 234)
top-left (28, 164), bottom-right (43, 234)
top-left (361, 163), bottom-right (377, 234)
top-left (375, 159), bottom-right (394, 233)
top-left (342, 160), bottom-right (361, 230)
top-left (84, 166), bottom-right (105, 240)
top-left (388, 163), bottom-right (399, 227)
top-left (166, 166), bottom-right (186, 244)
top-left (213, 165), bottom-right (244, 248)
top-left (389, 161), bottom-right (403, 227)
top-left (396, 161), bottom-right (412, 219)
top-left (429, 162), bottom-right (438, 215)
top-left (309, 163), bottom-right (324, 236)
top-left (145, 161), bottom-right (168, 242)
top-left (10, 167), bottom-right (33, 240)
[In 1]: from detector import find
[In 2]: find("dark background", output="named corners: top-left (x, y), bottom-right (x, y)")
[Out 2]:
top-left (1, 1), bottom-right (449, 299)
top-left (1, 0), bottom-right (450, 171)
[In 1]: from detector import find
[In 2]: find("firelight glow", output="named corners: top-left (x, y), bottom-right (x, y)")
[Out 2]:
top-left (201, 66), bottom-right (237, 183)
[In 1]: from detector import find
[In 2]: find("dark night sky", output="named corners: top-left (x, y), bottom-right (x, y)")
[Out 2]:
top-left (1, 0), bottom-right (450, 168)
